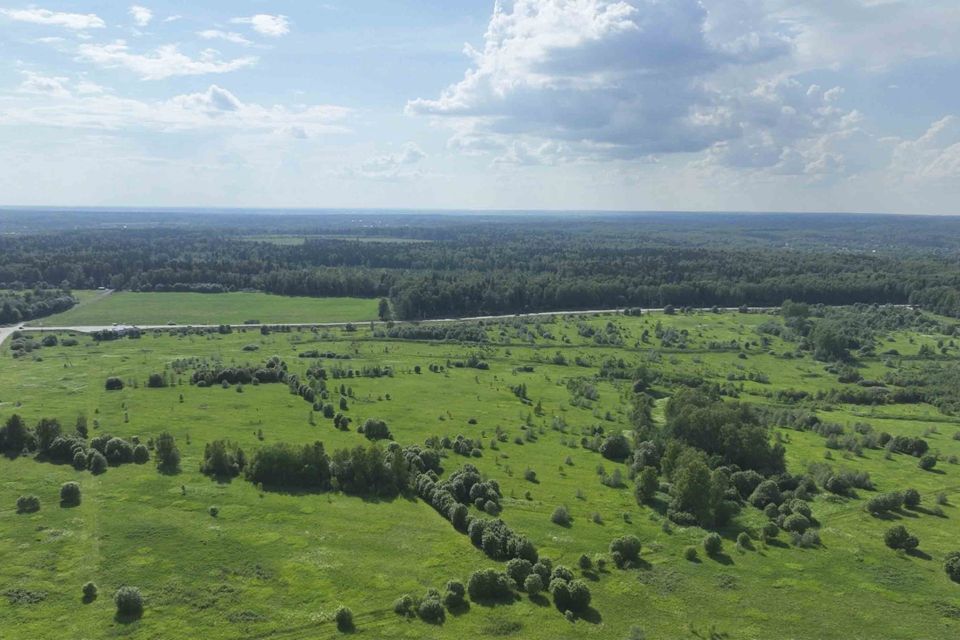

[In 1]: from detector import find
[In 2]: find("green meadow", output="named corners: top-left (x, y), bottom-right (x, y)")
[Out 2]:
top-left (1, 309), bottom-right (959, 639)
top-left (28, 292), bottom-right (379, 326)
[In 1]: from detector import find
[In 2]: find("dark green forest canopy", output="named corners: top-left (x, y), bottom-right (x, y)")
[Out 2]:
top-left (2, 210), bottom-right (960, 319)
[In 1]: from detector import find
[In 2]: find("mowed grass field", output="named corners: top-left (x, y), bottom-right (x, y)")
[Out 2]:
top-left (28, 292), bottom-right (379, 326)
top-left (1, 310), bottom-right (959, 639)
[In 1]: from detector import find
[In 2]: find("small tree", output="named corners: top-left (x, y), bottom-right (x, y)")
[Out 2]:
top-left (60, 481), bottom-right (81, 506)
top-left (634, 466), bottom-right (659, 504)
top-left (919, 455), bottom-right (937, 471)
top-left (703, 532), bottom-right (723, 556)
top-left (114, 586), bottom-right (143, 617)
top-left (105, 377), bottom-right (124, 391)
top-left (609, 535), bottom-right (641, 565)
top-left (683, 546), bottom-right (698, 561)
top-left (155, 432), bottom-right (181, 473)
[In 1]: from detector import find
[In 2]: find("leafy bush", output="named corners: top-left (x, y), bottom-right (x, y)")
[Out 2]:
top-left (104, 438), bottom-right (134, 464)
top-left (551, 504), bottom-right (572, 526)
top-left (884, 525), bottom-right (919, 551)
top-left (335, 605), bottom-right (353, 631)
top-left (467, 568), bottom-right (513, 601)
top-left (782, 513), bottom-right (811, 534)
top-left (155, 432), bottom-right (181, 472)
top-left (360, 418), bottom-right (392, 441)
top-left (88, 451), bottom-right (108, 475)
top-left (505, 558), bottom-right (533, 587)
top-left (82, 582), bottom-right (98, 601)
top-left (918, 455), bottom-right (937, 471)
top-left (524, 573), bottom-right (543, 595)
top-left (418, 596), bottom-right (445, 624)
top-left (683, 546), bottom-right (698, 561)
top-left (748, 480), bottom-right (782, 509)
top-left (60, 481), bottom-right (81, 506)
top-left (104, 377), bottom-right (124, 391)
top-left (442, 580), bottom-right (465, 609)
top-left (903, 488), bottom-right (921, 508)
top-left (609, 535), bottom-right (641, 566)
top-left (16, 495), bottom-right (40, 513)
top-left (866, 492), bottom-right (904, 515)
top-left (945, 551), bottom-right (960, 583)
top-left (201, 440), bottom-right (247, 479)
top-left (703, 533), bottom-right (723, 556)
top-left (114, 586), bottom-right (143, 616)
top-left (394, 594), bottom-right (414, 617)
top-left (133, 444), bottom-right (150, 464)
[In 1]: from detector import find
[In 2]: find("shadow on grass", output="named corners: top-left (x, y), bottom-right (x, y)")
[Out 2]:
top-left (470, 592), bottom-right (520, 609)
top-left (114, 611), bottom-right (142, 625)
top-left (577, 606), bottom-right (603, 624)
top-left (447, 601), bottom-right (470, 617)
top-left (582, 570), bottom-right (600, 582)
top-left (82, 593), bottom-right (97, 605)
top-left (907, 548), bottom-right (933, 561)
top-left (529, 594), bottom-right (551, 608)
top-left (708, 552), bottom-right (734, 566)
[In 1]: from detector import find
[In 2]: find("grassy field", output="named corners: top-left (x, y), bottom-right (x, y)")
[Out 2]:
top-left (1, 309), bottom-right (959, 639)
top-left (28, 292), bottom-right (379, 326)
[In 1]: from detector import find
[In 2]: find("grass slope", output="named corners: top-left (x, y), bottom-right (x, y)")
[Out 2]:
top-left (1, 310), bottom-right (958, 639)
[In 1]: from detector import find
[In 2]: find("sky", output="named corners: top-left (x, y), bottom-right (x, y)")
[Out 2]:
top-left (1, 1), bottom-right (959, 214)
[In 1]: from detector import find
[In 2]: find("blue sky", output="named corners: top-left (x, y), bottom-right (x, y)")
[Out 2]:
top-left (1, 1), bottom-right (959, 213)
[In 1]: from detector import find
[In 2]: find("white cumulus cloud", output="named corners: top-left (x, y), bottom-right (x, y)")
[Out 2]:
top-left (0, 7), bottom-right (104, 30)
top-left (231, 14), bottom-right (290, 37)
top-left (77, 41), bottom-right (257, 80)
top-left (129, 5), bottom-right (152, 27)
top-left (198, 30), bottom-right (253, 46)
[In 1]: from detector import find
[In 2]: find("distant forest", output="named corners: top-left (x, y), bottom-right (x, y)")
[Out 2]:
top-left (1, 210), bottom-right (959, 320)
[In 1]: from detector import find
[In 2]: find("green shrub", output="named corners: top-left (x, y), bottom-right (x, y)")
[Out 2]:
top-left (782, 513), bottom-right (811, 534)
top-left (88, 450), bottom-right (108, 475)
top-left (683, 546), bottom-right (698, 561)
top-left (736, 532), bottom-right (752, 548)
top-left (393, 594), bottom-right (414, 617)
top-left (335, 605), bottom-right (353, 632)
top-left (524, 573), bottom-right (543, 595)
top-left (418, 597), bottom-right (445, 624)
top-left (60, 481), bottom-right (81, 506)
top-left (918, 455), bottom-right (937, 471)
top-left (467, 568), bottom-right (513, 601)
top-left (884, 525), bottom-right (919, 551)
top-left (505, 558), bottom-right (533, 587)
top-left (442, 580), bottom-right (465, 609)
top-left (133, 444), bottom-right (150, 464)
top-left (82, 582), bottom-right (98, 601)
top-left (114, 586), bottom-right (143, 616)
top-left (578, 554), bottom-right (592, 571)
top-left (609, 535), bottom-right (641, 566)
top-left (945, 551), bottom-right (960, 583)
top-left (104, 377), bottom-right (124, 391)
top-left (16, 495), bottom-right (40, 513)
top-left (551, 504), bottom-right (571, 526)
top-left (703, 532), bottom-right (723, 556)
top-left (903, 488), bottom-right (921, 508)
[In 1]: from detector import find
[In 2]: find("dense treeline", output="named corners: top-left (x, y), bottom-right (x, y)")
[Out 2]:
top-left (0, 289), bottom-right (76, 323)
top-left (2, 213), bottom-right (960, 320)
